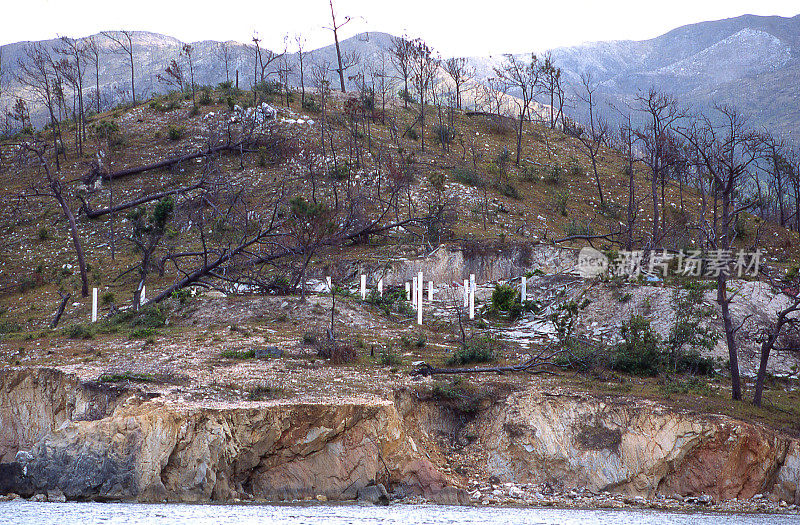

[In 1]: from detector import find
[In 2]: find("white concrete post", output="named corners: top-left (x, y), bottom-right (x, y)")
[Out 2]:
top-left (360, 274), bottom-right (366, 300)
top-left (140, 285), bottom-right (146, 306)
top-left (469, 274), bottom-right (476, 320)
top-left (412, 276), bottom-right (417, 308)
top-left (326, 276), bottom-right (332, 293)
top-left (521, 276), bottom-right (527, 303)
top-left (405, 282), bottom-right (411, 301)
top-left (428, 281), bottom-right (433, 302)
top-left (378, 278), bottom-right (383, 297)
top-left (417, 271), bottom-right (423, 325)
top-left (463, 279), bottom-right (469, 307)
top-left (91, 288), bottom-right (98, 323)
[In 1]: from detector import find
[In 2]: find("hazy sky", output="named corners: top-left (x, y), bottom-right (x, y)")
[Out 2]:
top-left (1, 0), bottom-right (798, 56)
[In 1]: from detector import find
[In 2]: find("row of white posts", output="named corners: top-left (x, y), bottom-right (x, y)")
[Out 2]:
top-left (89, 276), bottom-right (526, 324)
top-left (352, 272), bottom-right (480, 326)
top-left (90, 285), bottom-right (146, 323)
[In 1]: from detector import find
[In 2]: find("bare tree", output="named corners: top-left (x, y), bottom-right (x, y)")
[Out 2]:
top-left (540, 53), bottom-right (565, 129)
top-left (214, 41), bottom-right (233, 84)
top-left (295, 35), bottom-right (307, 106)
top-left (565, 73), bottom-right (609, 208)
top-left (56, 37), bottom-right (87, 153)
top-left (494, 53), bottom-right (541, 166)
top-left (327, 0), bottom-right (352, 92)
top-left (636, 88), bottom-right (682, 246)
top-left (444, 57), bottom-right (472, 110)
top-left (182, 44), bottom-right (196, 108)
top-left (84, 36), bottom-right (102, 113)
top-left (16, 43), bottom-right (63, 169)
top-left (409, 38), bottom-right (438, 152)
top-left (678, 106), bottom-right (762, 401)
top-left (129, 197), bottom-right (174, 310)
top-left (102, 31), bottom-right (136, 104)
top-left (21, 142), bottom-right (89, 297)
top-left (251, 33), bottom-right (286, 104)
top-left (389, 35), bottom-right (413, 108)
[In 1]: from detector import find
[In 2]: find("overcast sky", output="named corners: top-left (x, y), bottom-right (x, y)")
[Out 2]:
top-left (1, 0), bottom-right (798, 56)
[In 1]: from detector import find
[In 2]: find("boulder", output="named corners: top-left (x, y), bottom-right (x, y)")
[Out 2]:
top-left (357, 483), bottom-right (389, 505)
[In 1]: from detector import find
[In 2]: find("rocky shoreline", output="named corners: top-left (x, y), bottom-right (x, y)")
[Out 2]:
top-left (2, 483), bottom-right (800, 516)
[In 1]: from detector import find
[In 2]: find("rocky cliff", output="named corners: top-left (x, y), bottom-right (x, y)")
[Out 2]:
top-left (476, 390), bottom-right (800, 504)
top-left (0, 367), bottom-right (798, 505)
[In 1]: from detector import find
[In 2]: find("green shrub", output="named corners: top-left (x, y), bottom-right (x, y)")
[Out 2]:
top-left (554, 191), bottom-right (570, 216)
top-left (38, 227), bottom-right (49, 240)
top-left (247, 384), bottom-right (283, 400)
top-left (452, 167), bottom-right (485, 188)
top-left (379, 347), bottom-right (402, 366)
top-left (499, 183), bottom-right (521, 200)
top-left (405, 126), bottom-right (419, 141)
top-left (610, 315), bottom-right (662, 376)
top-left (65, 323), bottom-right (94, 340)
top-left (131, 305), bottom-right (167, 329)
top-left (198, 87), bottom-right (213, 106)
top-left (130, 327), bottom-right (157, 339)
top-left (99, 372), bottom-right (155, 383)
top-left (101, 292), bottom-right (116, 305)
top-left (302, 97), bottom-right (321, 112)
top-left (433, 124), bottom-right (456, 146)
top-left (447, 337), bottom-right (498, 365)
top-left (221, 348), bottom-right (255, 359)
top-left (0, 320), bottom-right (22, 334)
top-left (544, 166), bottom-right (562, 184)
top-left (167, 125), bottom-right (184, 141)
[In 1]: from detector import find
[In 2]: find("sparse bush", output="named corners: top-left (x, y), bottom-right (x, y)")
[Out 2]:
top-left (65, 323), bottom-right (94, 340)
top-left (0, 321), bottom-right (22, 334)
top-left (544, 166), bottom-right (562, 185)
top-left (221, 348), bottom-right (256, 359)
top-left (198, 87), bottom-right (213, 106)
top-left (433, 124), bottom-right (456, 146)
top-left (130, 327), bottom-right (158, 339)
top-left (521, 165), bottom-right (540, 183)
top-left (167, 125), bottom-right (184, 141)
top-left (247, 384), bottom-right (283, 400)
top-left (447, 336), bottom-right (498, 365)
top-left (378, 347), bottom-right (402, 366)
top-left (564, 219), bottom-right (593, 237)
top-left (452, 167), bottom-right (484, 188)
top-left (302, 97), bottom-right (321, 113)
top-left (499, 183), bottom-right (521, 200)
top-left (405, 126), bottom-right (419, 141)
top-left (554, 191), bottom-right (570, 216)
top-left (37, 227), bottom-right (49, 240)
top-left (101, 292), bottom-right (116, 305)
top-left (99, 372), bottom-right (155, 383)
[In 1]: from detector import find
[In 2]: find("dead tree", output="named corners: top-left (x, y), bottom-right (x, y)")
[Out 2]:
top-left (56, 37), bottom-right (87, 153)
top-left (327, 0), bottom-right (352, 92)
top-left (102, 31), bottom-right (136, 104)
top-left (636, 88), bottom-right (682, 247)
top-left (22, 142), bottom-right (90, 297)
top-left (389, 35), bottom-right (413, 108)
top-left (565, 73), bottom-right (609, 209)
top-left (16, 43), bottom-right (63, 169)
top-left (214, 41), bottom-right (233, 84)
top-left (295, 35), bottom-right (307, 106)
top-left (678, 106), bottom-right (763, 401)
top-left (752, 269), bottom-right (800, 407)
top-left (444, 57), bottom-right (472, 110)
top-left (540, 52), bottom-right (564, 129)
top-left (84, 36), bottom-right (102, 113)
top-left (494, 53), bottom-right (541, 166)
top-left (182, 44), bottom-right (196, 108)
top-left (409, 39), bottom-right (438, 152)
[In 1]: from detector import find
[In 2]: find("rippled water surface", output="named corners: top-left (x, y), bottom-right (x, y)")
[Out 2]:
top-left (1, 501), bottom-right (796, 525)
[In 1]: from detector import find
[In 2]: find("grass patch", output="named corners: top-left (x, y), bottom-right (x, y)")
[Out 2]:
top-left (99, 371), bottom-right (156, 383)
top-left (221, 348), bottom-right (256, 359)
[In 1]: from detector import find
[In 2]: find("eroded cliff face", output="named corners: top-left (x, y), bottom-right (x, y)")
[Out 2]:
top-left (0, 368), bottom-right (131, 463)
top-left (1, 367), bottom-right (799, 505)
top-left (0, 368), bottom-right (457, 502)
top-left (476, 390), bottom-right (800, 503)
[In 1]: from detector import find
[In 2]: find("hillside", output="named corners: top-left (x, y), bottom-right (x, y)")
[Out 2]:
top-left (2, 13), bottom-right (800, 136)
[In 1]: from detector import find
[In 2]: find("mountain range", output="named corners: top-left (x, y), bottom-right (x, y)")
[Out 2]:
top-left (0, 13), bottom-right (798, 139)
